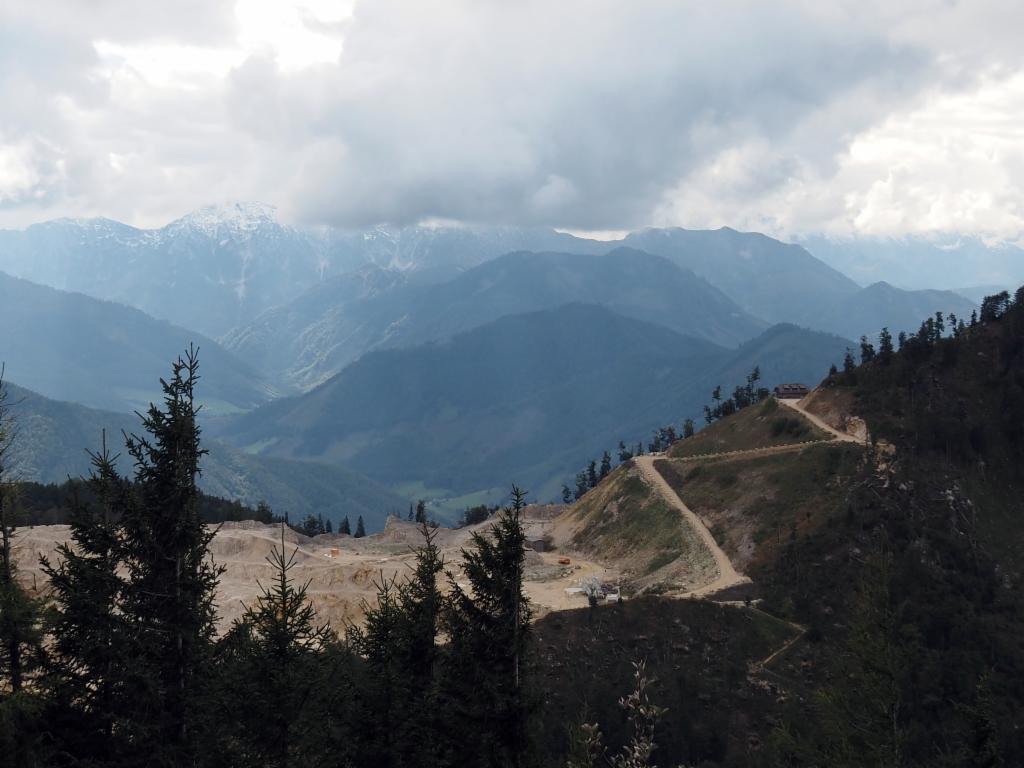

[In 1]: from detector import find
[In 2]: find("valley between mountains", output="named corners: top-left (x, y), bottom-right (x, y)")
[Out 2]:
top-left (0, 205), bottom-right (991, 525)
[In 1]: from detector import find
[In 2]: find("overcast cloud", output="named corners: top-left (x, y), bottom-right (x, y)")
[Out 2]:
top-left (1, 0), bottom-right (1022, 240)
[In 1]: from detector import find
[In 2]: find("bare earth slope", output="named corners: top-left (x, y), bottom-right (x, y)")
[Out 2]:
top-left (12, 512), bottom-right (613, 630)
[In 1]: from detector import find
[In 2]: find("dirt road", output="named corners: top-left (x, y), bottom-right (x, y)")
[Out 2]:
top-left (634, 455), bottom-right (751, 599)
top-left (669, 438), bottom-right (830, 463)
top-left (779, 396), bottom-right (863, 444)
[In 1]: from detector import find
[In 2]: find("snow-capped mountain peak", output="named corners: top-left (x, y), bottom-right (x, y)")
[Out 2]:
top-left (164, 201), bottom-right (281, 238)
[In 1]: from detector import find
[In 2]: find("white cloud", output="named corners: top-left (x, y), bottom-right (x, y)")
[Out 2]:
top-left (0, 0), bottom-right (1022, 240)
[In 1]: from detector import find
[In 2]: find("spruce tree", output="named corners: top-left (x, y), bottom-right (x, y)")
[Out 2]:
top-left (598, 451), bottom-right (612, 480)
top-left (860, 335), bottom-right (877, 364)
top-left (878, 327), bottom-right (894, 362)
top-left (442, 486), bottom-right (533, 768)
top-left (415, 499), bottom-right (427, 524)
top-left (41, 435), bottom-right (131, 761)
top-left (574, 471), bottom-right (589, 501)
top-left (354, 516), bottom-right (366, 538)
top-left (561, 485), bottom-right (573, 504)
top-left (683, 418), bottom-right (695, 439)
top-left (339, 516), bottom-right (351, 535)
top-left (356, 523), bottom-right (445, 767)
top-left (0, 378), bottom-right (45, 763)
top-left (117, 347), bottom-right (224, 763)
top-left (586, 460), bottom-right (598, 489)
top-left (217, 524), bottom-right (332, 768)
top-left (353, 573), bottom-right (404, 766)
top-left (617, 441), bottom-right (633, 462)
top-left (843, 348), bottom-right (857, 374)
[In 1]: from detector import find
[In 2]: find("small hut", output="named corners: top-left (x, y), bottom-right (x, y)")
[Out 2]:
top-left (773, 383), bottom-right (809, 399)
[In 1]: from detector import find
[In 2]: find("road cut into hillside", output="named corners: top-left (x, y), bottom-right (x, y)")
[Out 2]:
top-left (779, 394), bottom-right (863, 444)
top-left (634, 454), bottom-right (751, 598)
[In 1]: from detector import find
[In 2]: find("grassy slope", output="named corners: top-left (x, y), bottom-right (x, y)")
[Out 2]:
top-left (566, 463), bottom-right (715, 590)
top-left (668, 398), bottom-right (829, 458)
top-left (654, 398), bottom-right (861, 574)
top-left (656, 445), bottom-right (862, 574)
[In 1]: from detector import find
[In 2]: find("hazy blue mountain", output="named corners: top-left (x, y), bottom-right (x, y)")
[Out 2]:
top-left (0, 204), bottom-right (594, 336)
top-left (799, 234), bottom-right (1024, 292)
top-left (0, 271), bottom-right (278, 414)
top-left (2, 382), bottom-right (406, 531)
top-left (804, 281), bottom-right (978, 342)
top-left (220, 265), bottom-right (420, 391)
top-left (955, 285), bottom-right (1014, 304)
top-left (614, 227), bottom-right (861, 324)
top-left (318, 223), bottom-right (595, 284)
top-left (0, 204), bottom-right (327, 337)
top-left (223, 248), bottom-right (767, 390)
top-left (215, 304), bottom-right (850, 504)
top-left (371, 248), bottom-right (765, 348)
top-left (714, 322), bottom-right (854, 389)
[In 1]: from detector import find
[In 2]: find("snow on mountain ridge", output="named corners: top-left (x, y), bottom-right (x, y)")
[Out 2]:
top-left (164, 202), bottom-right (282, 238)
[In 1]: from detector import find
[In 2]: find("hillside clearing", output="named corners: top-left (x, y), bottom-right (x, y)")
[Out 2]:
top-left (670, 397), bottom-right (830, 458)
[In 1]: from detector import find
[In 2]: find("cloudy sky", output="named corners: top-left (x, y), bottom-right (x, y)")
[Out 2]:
top-left (1, 0), bottom-right (1022, 241)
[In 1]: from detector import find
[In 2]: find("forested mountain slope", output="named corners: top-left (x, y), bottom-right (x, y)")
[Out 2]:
top-left (2, 382), bottom-right (404, 530)
top-left (756, 288), bottom-right (1024, 764)
top-left (805, 280), bottom-right (977, 342)
top-left (223, 248), bottom-right (766, 390)
top-left (617, 226), bottom-right (860, 324)
top-left (216, 305), bottom-right (850, 503)
top-left (0, 271), bottom-right (277, 414)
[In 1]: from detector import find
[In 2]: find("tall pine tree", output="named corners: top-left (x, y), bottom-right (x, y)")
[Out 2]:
top-left (442, 486), bottom-right (533, 768)
top-left (41, 435), bottom-right (131, 762)
top-left (216, 523), bottom-right (332, 768)
top-left (0, 376), bottom-right (45, 764)
top-left (117, 347), bottom-right (224, 764)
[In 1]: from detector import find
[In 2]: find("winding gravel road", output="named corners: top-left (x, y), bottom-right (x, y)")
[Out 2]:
top-left (778, 396), bottom-right (863, 444)
top-left (634, 454), bottom-right (752, 598)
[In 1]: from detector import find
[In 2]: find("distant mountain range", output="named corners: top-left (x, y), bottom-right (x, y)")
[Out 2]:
top-left (4, 203), bottom-right (996, 341)
top-left (0, 271), bottom-right (277, 414)
top-left (798, 234), bottom-right (1024, 293)
top-left (223, 248), bottom-right (766, 391)
top-left (617, 227), bottom-right (861, 324)
top-left (213, 304), bottom-right (852, 504)
top-left (4, 201), bottom-right (1008, 514)
top-left (810, 281), bottom-right (978, 342)
top-left (0, 204), bottom-right (592, 337)
top-left (3, 382), bottom-right (406, 531)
